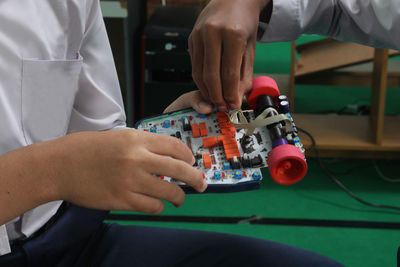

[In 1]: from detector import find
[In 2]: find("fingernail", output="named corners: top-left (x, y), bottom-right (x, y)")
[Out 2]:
top-left (218, 105), bottom-right (227, 112)
top-left (228, 102), bottom-right (240, 109)
top-left (199, 101), bottom-right (212, 109)
top-left (191, 156), bottom-right (196, 165)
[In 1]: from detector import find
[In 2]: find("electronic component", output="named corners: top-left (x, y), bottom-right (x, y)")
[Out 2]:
top-left (182, 116), bottom-right (191, 131)
top-left (234, 170), bottom-right (243, 179)
top-left (252, 171), bottom-right (262, 180)
top-left (278, 101), bottom-right (290, 114)
top-left (240, 135), bottom-right (255, 154)
top-left (214, 170), bottom-right (222, 180)
top-left (163, 120), bottom-right (171, 128)
top-left (230, 156), bottom-right (241, 170)
top-left (251, 155), bottom-right (263, 167)
top-left (199, 122), bottom-right (207, 137)
top-left (223, 162), bottom-right (230, 170)
top-left (211, 155), bottom-right (216, 164)
top-left (191, 123), bottom-right (200, 138)
top-left (203, 153), bottom-right (212, 169)
top-left (186, 137), bottom-right (193, 154)
top-left (278, 95), bottom-right (288, 102)
top-left (241, 153), bottom-right (251, 168)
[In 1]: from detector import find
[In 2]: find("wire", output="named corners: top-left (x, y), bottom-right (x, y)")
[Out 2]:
top-left (373, 160), bottom-right (400, 183)
top-left (322, 159), bottom-right (372, 176)
top-left (298, 127), bottom-right (400, 211)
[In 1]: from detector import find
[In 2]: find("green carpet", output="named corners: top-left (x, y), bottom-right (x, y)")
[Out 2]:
top-left (112, 158), bottom-right (400, 221)
top-left (108, 35), bottom-right (400, 267)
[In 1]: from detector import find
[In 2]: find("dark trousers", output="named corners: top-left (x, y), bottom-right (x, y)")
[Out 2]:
top-left (0, 203), bottom-right (343, 266)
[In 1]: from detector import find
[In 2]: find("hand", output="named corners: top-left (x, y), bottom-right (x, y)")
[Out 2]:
top-left (51, 130), bottom-right (207, 214)
top-left (164, 90), bottom-right (213, 114)
top-left (189, 0), bottom-right (270, 111)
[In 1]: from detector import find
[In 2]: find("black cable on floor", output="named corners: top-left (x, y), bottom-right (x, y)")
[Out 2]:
top-left (298, 127), bottom-right (400, 211)
top-left (105, 214), bottom-right (400, 230)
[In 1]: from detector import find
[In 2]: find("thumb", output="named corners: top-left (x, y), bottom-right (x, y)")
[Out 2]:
top-left (164, 90), bottom-right (213, 114)
top-left (191, 91), bottom-right (213, 114)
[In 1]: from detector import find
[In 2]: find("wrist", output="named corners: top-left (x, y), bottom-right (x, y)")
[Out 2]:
top-left (26, 140), bottom-right (65, 203)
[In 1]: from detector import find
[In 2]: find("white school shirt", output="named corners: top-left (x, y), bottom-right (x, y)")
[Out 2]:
top-left (259, 0), bottom-right (400, 50)
top-left (0, 0), bottom-right (126, 255)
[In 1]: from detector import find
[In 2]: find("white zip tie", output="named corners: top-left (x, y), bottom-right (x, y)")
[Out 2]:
top-left (227, 108), bottom-right (293, 136)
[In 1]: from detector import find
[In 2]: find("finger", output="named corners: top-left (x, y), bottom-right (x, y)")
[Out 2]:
top-left (163, 93), bottom-right (188, 114)
top-left (202, 25), bottom-right (226, 111)
top-left (123, 191), bottom-right (165, 214)
top-left (144, 153), bottom-right (207, 193)
top-left (221, 29), bottom-right (247, 109)
top-left (240, 39), bottom-right (256, 101)
top-left (189, 91), bottom-right (213, 114)
top-left (142, 133), bottom-right (195, 165)
top-left (163, 91), bottom-right (212, 114)
top-left (189, 32), bottom-right (210, 102)
top-left (132, 173), bottom-right (186, 208)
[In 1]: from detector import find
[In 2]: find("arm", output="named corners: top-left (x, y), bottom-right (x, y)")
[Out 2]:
top-left (0, 130), bottom-right (206, 225)
top-left (191, 0), bottom-right (400, 114)
top-left (0, 142), bottom-right (59, 225)
top-left (259, 0), bottom-right (400, 50)
top-left (0, 0), bottom-right (207, 225)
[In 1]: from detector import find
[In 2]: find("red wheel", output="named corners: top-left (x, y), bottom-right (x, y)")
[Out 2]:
top-left (267, 144), bottom-right (307, 185)
top-left (247, 76), bottom-right (280, 109)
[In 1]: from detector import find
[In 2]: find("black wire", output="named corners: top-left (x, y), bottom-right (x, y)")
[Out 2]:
top-left (298, 127), bottom-right (400, 211)
top-left (323, 160), bottom-right (372, 176)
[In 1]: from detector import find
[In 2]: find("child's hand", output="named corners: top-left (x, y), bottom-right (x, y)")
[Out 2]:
top-left (189, 0), bottom-right (270, 111)
top-left (164, 90), bottom-right (213, 114)
top-left (50, 130), bottom-right (208, 214)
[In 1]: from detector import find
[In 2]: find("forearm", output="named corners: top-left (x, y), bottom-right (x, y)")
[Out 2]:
top-left (259, 0), bottom-right (400, 50)
top-left (0, 141), bottom-right (59, 225)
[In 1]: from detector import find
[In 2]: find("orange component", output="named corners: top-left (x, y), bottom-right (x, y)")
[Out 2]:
top-left (222, 138), bottom-right (240, 160)
top-left (203, 137), bottom-right (218, 148)
top-left (217, 112), bottom-right (228, 119)
top-left (217, 135), bottom-right (232, 145)
top-left (228, 126), bottom-right (236, 136)
top-left (221, 125), bottom-right (236, 137)
top-left (199, 122), bottom-right (208, 136)
top-left (202, 153), bottom-right (212, 169)
top-left (191, 123), bottom-right (200, 138)
top-left (225, 149), bottom-right (239, 155)
top-left (216, 112), bottom-right (236, 137)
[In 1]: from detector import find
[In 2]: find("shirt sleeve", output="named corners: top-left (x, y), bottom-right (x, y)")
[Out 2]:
top-left (258, 0), bottom-right (400, 50)
top-left (68, 0), bottom-right (127, 133)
